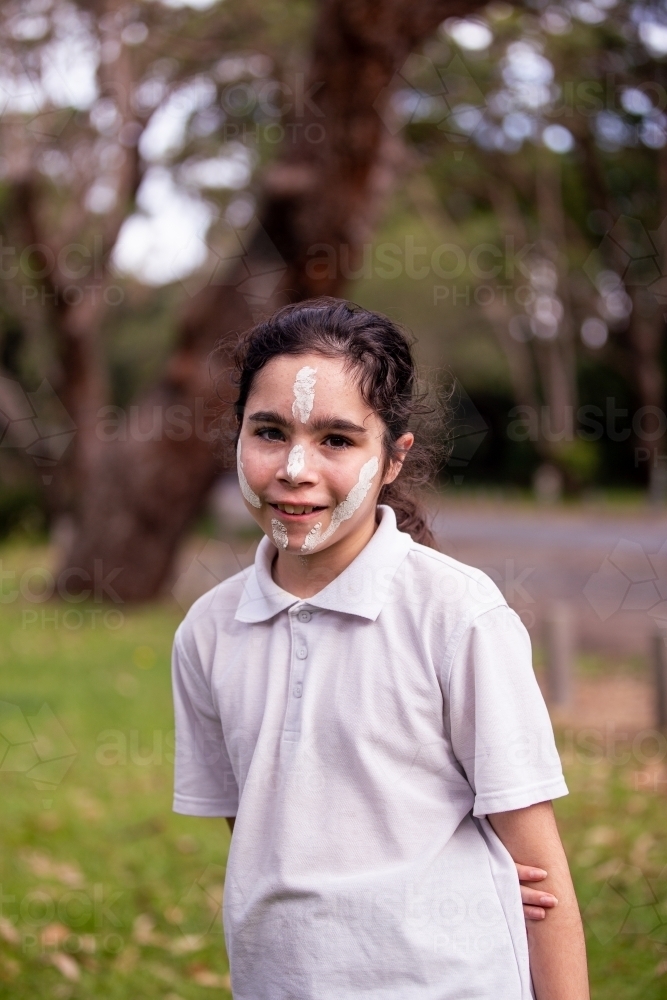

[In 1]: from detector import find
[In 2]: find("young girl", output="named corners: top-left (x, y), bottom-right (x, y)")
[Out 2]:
top-left (171, 298), bottom-right (589, 1000)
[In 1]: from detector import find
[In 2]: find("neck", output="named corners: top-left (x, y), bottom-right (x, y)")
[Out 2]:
top-left (271, 509), bottom-right (379, 598)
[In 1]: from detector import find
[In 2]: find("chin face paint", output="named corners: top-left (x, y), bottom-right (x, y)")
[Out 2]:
top-left (286, 444), bottom-right (305, 480)
top-left (271, 519), bottom-right (289, 549)
top-left (237, 441), bottom-right (261, 508)
top-left (301, 455), bottom-right (379, 553)
top-left (291, 366), bottom-right (317, 423)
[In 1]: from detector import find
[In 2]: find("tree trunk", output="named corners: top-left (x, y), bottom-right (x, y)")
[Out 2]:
top-left (61, 0), bottom-right (482, 601)
top-left (630, 145), bottom-right (667, 503)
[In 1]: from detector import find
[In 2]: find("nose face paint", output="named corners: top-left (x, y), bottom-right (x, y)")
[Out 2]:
top-left (271, 519), bottom-right (288, 549)
top-left (291, 366), bottom-right (317, 423)
top-left (301, 456), bottom-right (379, 553)
top-left (286, 444), bottom-right (305, 480)
top-left (237, 441), bottom-right (261, 508)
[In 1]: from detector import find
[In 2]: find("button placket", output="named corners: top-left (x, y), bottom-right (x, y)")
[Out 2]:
top-left (283, 607), bottom-right (311, 739)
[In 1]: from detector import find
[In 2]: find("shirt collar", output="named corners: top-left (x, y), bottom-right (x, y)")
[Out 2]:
top-left (234, 505), bottom-right (413, 623)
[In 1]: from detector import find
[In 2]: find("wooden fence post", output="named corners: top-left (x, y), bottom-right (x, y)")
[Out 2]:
top-left (544, 601), bottom-right (573, 708)
top-left (652, 631), bottom-right (667, 731)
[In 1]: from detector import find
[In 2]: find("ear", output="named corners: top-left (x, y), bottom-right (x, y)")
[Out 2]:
top-left (382, 432), bottom-right (414, 486)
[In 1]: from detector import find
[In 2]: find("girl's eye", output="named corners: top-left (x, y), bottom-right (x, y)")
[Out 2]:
top-left (257, 427), bottom-right (285, 442)
top-left (325, 435), bottom-right (352, 449)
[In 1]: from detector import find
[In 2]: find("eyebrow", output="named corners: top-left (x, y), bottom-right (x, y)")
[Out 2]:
top-left (247, 410), bottom-right (368, 434)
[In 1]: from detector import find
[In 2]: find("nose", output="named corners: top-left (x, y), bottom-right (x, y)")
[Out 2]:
top-left (280, 443), bottom-right (317, 486)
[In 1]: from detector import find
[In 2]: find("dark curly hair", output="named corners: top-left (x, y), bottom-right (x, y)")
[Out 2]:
top-left (226, 297), bottom-right (441, 549)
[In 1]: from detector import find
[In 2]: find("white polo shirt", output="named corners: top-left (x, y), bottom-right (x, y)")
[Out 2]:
top-left (172, 505), bottom-right (567, 1000)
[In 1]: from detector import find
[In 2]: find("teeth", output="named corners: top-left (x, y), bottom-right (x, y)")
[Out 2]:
top-left (276, 504), bottom-right (315, 514)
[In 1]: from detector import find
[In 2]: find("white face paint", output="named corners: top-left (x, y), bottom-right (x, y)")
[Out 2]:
top-left (291, 366), bottom-right (317, 423)
top-left (237, 440), bottom-right (261, 508)
top-left (271, 519), bottom-right (289, 549)
top-left (286, 444), bottom-right (305, 480)
top-left (301, 455), bottom-right (379, 553)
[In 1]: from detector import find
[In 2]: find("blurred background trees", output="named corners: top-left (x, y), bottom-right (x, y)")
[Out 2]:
top-left (1, 0), bottom-right (667, 597)
top-left (369, 1), bottom-right (667, 498)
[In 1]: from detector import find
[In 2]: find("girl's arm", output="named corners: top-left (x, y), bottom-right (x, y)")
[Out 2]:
top-left (488, 800), bottom-right (589, 1000)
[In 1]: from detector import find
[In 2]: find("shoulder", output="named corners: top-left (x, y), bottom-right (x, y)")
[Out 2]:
top-left (174, 565), bottom-right (253, 655)
top-left (395, 540), bottom-right (508, 622)
top-left (405, 540), bottom-right (506, 605)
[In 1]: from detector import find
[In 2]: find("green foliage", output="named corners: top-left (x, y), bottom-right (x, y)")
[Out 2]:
top-left (554, 438), bottom-right (601, 486)
top-left (0, 484), bottom-right (47, 541)
top-left (376, 3), bottom-right (667, 490)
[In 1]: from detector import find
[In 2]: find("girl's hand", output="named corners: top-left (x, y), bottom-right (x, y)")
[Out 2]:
top-left (515, 863), bottom-right (558, 921)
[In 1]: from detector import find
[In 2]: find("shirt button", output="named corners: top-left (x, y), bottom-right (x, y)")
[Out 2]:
top-left (298, 610), bottom-right (312, 623)
top-left (293, 682), bottom-right (303, 698)
top-left (296, 647), bottom-right (308, 659)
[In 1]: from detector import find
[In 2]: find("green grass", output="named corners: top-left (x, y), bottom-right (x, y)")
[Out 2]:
top-left (556, 748), bottom-right (667, 998)
top-left (0, 542), bottom-right (666, 998)
top-left (0, 563), bottom-right (231, 1000)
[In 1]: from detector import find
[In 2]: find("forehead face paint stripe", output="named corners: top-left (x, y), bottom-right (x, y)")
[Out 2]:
top-left (301, 455), bottom-right (379, 552)
top-left (291, 366), bottom-right (317, 423)
top-left (271, 519), bottom-right (288, 549)
top-left (286, 444), bottom-right (305, 480)
top-left (237, 441), bottom-right (261, 508)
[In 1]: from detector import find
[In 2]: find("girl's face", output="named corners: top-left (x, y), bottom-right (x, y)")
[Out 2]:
top-left (238, 352), bottom-right (410, 556)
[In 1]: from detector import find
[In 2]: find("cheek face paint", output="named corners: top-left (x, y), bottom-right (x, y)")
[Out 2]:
top-left (237, 441), bottom-right (261, 508)
top-left (286, 444), bottom-right (305, 480)
top-left (301, 455), bottom-right (379, 553)
top-left (291, 366), bottom-right (317, 423)
top-left (271, 519), bottom-right (288, 549)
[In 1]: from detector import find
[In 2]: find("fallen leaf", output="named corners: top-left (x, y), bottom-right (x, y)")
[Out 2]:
top-left (113, 944), bottom-right (139, 974)
top-left (630, 831), bottom-right (655, 868)
top-left (20, 851), bottom-right (84, 887)
top-left (175, 835), bottom-right (199, 855)
top-left (189, 966), bottom-right (231, 988)
top-left (168, 934), bottom-right (205, 955)
top-left (585, 826), bottom-right (616, 847)
top-left (79, 934), bottom-right (96, 954)
top-left (0, 917), bottom-right (20, 945)
top-left (591, 858), bottom-right (623, 882)
top-left (50, 953), bottom-right (80, 982)
top-left (133, 913), bottom-right (166, 946)
top-left (146, 961), bottom-right (178, 984)
top-left (68, 788), bottom-right (105, 822)
top-left (0, 955), bottom-right (20, 980)
top-left (41, 923), bottom-right (70, 948)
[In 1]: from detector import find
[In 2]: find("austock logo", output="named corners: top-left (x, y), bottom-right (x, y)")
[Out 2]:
top-left (583, 539), bottom-right (667, 626)
top-left (171, 538), bottom-right (258, 613)
top-left (583, 862), bottom-right (667, 946)
top-left (0, 701), bottom-right (77, 794)
top-left (175, 863), bottom-right (226, 943)
top-left (0, 377), bottom-right (75, 484)
top-left (374, 52), bottom-right (486, 141)
top-left (445, 381), bottom-right (488, 483)
top-left (584, 214), bottom-right (667, 315)
top-left (177, 216), bottom-right (287, 320)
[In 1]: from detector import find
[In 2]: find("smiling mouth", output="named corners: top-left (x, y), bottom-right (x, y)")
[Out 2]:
top-left (270, 503), bottom-right (327, 516)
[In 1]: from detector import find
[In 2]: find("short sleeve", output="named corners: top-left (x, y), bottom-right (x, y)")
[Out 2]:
top-left (447, 605), bottom-right (568, 817)
top-left (171, 629), bottom-right (239, 817)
